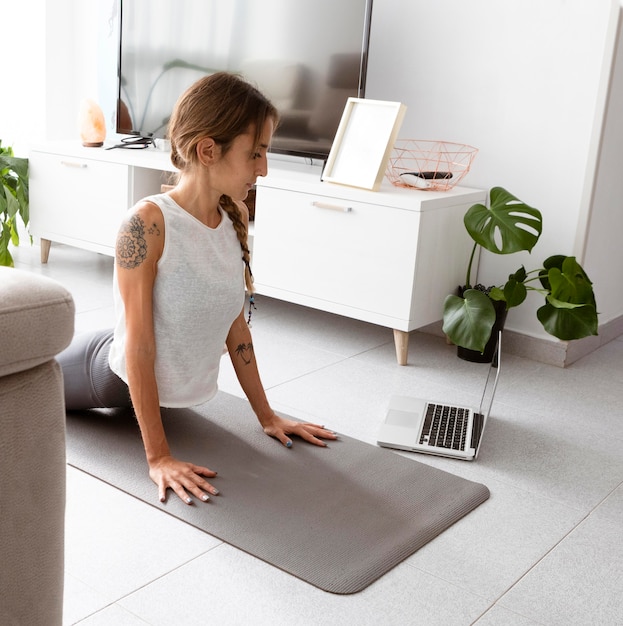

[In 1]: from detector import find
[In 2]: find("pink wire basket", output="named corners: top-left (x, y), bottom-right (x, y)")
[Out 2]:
top-left (386, 140), bottom-right (478, 191)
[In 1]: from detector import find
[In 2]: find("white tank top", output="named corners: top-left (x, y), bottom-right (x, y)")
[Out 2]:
top-left (108, 194), bottom-right (245, 407)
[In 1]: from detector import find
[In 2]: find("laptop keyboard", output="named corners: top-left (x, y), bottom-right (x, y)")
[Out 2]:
top-left (420, 403), bottom-right (468, 450)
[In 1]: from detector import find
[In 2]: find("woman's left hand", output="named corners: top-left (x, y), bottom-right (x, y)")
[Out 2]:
top-left (261, 414), bottom-right (338, 448)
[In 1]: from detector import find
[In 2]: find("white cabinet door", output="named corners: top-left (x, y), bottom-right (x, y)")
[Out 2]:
top-left (252, 187), bottom-right (420, 322)
top-left (30, 151), bottom-right (130, 254)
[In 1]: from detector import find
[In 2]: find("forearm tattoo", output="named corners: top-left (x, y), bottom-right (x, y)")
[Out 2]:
top-left (116, 214), bottom-right (159, 269)
top-left (235, 342), bottom-right (254, 365)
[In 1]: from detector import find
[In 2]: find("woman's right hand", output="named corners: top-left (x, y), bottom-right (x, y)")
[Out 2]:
top-left (148, 455), bottom-right (219, 505)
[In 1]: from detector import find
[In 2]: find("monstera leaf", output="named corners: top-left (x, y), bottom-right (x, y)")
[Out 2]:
top-left (539, 256), bottom-right (596, 305)
top-left (464, 187), bottom-right (542, 254)
top-left (536, 256), bottom-right (598, 340)
top-left (442, 289), bottom-right (497, 353)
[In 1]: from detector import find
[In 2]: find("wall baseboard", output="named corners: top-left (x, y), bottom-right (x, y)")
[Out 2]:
top-left (563, 314), bottom-right (623, 365)
top-left (421, 314), bottom-right (623, 367)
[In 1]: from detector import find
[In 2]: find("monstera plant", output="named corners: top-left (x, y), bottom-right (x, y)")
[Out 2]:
top-left (442, 187), bottom-right (598, 357)
top-left (0, 140), bottom-right (30, 267)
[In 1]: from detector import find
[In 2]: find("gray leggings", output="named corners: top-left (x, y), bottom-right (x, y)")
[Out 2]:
top-left (57, 328), bottom-right (132, 410)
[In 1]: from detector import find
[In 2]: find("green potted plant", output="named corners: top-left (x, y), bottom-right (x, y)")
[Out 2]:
top-left (0, 140), bottom-right (30, 267)
top-left (442, 186), bottom-right (598, 361)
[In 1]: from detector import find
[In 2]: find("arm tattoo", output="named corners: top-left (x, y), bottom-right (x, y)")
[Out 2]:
top-left (116, 214), bottom-right (158, 269)
top-left (235, 342), bottom-right (254, 365)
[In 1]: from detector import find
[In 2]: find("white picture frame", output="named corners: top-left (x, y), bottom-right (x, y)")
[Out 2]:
top-left (322, 98), bottom-right (407, 191)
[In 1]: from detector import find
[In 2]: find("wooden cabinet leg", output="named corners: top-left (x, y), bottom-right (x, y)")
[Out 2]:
top-left (40, 239), bottom-right (51, 263)
top-left (393, 329), bottom-right (409, 365)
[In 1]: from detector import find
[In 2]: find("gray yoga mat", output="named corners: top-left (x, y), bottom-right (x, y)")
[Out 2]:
top-left (65, 392), bottom-right (490, 594)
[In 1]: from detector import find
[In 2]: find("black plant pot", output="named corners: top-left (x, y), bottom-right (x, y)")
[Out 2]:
top-left (457, 299), bottom-right (508, 363)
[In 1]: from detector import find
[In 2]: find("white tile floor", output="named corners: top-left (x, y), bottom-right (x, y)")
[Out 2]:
top-left (14, 242), bottom-right (623, 626)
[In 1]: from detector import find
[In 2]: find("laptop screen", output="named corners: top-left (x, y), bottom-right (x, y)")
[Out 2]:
top-left (474, 331), bottom-right (502, 455)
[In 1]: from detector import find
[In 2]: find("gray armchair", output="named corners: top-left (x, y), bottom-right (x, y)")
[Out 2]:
top-left (0, 266), bottom-right (75, 626)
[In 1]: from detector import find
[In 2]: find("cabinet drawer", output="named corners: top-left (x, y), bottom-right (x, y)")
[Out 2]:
top-left (252, 187), bottom-right (420, 319)
top-left (30, 151), bottom-right (130, 250)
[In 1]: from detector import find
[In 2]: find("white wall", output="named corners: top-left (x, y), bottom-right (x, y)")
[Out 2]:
top-left (2, 0), bottom-right (621, 346)
top-left (0, 0), bottom-right (46, 153)
top-left (0, 0), bottom-right (99, 151)
top-left (579, 6), bottom-right (623, 327)
top-left (366, 0), bottom-right (618, 340)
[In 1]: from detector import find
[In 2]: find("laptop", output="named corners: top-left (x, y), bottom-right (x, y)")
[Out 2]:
top-left (377, 332), bottom-right (502, 461)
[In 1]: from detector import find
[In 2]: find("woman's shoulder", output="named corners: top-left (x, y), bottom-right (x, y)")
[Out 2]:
top-left (118, 197), bottom-right (166, 244)
top-left (127, 195), bottom-right (166, 221)
top-left (135, 193), bottom-right (169, 212)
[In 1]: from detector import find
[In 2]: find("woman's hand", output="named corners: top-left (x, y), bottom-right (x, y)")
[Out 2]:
top-left (261, 414), bottom-right (338, 448)
top-left (149, 455), bottom-right (220, 505)
top-left (225, 312), bottom-right (337, 448)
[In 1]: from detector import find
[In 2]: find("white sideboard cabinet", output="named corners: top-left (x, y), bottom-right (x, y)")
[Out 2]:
top-left (252, 161), bottom-right (485, 364)
top-left (29, 143), bottom-right (173, 261)
top-left (29, 143), bottom-right (484, 364)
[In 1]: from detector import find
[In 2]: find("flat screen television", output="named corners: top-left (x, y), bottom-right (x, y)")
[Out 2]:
top-left (117, 0), bottom-right (373, 161)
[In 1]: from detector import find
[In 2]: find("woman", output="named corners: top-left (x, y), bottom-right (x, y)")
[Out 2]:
top-left (60, 72), bottom-right (337, 505)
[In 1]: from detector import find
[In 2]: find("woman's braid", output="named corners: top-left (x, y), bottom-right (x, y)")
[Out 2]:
top-left (220, 194), bottom-right (254, 294)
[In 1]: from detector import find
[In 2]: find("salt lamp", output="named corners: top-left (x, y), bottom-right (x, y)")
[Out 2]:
top-left (78, 99), bottom-right (106, 147)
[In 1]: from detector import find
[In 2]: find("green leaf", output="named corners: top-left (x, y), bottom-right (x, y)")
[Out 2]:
top-left (488, 286), bottom-right (505, 301)
top-left (536, 301), bottom-right (598, 340)
top-left (442, 289), bottom-right (497, 353)
top-left (8, 157), bottom-right (28, 183)
top-left (9, 218), bottom-right (19, 246)
top-left (510, 266), bottom-right (527, 282)
top-left (547, 257), bottom-right (596, 307)
top-left (0, 249), bottom-right (13, 267)
top-left (0, 150), bottom-right (29, 266)
top-left (534, 256), bottom-right (598, 340)
top-left (0, 141), bottom-right (14, 157)
top-left (0, 184), bottom-right (7, 215)
top-left (502, 277), bottom-right (527, 308)
top-left (3, 182), bottom-right (19, 218)
top-left (538, 255), bottom-right (566, 290)
top-left (0, 223), bottom-right (14, 267)
top-left (464, 186), bottom-right (543, 254)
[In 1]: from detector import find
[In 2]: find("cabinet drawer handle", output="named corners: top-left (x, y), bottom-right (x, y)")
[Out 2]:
top-left (60, 160), bottom-right (88, 168)
top-left (312, 201), bottom-right (352, 213)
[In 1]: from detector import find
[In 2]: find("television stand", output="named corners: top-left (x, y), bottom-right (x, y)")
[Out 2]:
top-left (29, 141), bottom-right (485, 364)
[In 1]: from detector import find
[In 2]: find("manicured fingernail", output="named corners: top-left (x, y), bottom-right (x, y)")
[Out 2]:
top-left (211, 489), bottom-right (219, 496)
top-left (185, 497), bottom-right (192, 504)
top-left (286, 440), bottom-right (292, 448)
top-left (201, 494), bottom-right (210, 502)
